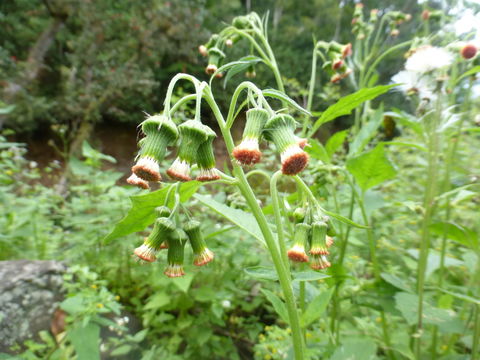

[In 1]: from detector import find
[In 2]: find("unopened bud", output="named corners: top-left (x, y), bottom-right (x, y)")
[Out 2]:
top-left (132, 115), bottom-right (178, 182)
top-left (184, 220), bottom-right (214, 266)
top-left (263, 114), bottom-right (309, 175)
top-left (164, 231), bottom-right (186, 277)
top-left (233, 108), bottom-right (269, 165)
top-left (287, 223), bottom-right (311, 262)
top-left (225, 39), bottom-right (233, 47)
top-left (390, 29), bottom-right (400, 37)
top-left (134, 217), bottom-right (175, 263)
top-left (167, 120), bottom-right (210, 181)
top-left (198, 45), bottom-right (208, 57)
top-left (196, 126), bottom-right (220, 181)
top-left (421, 10), bottom-right (430, 20)
top-left (461, 44), bottom-right (477, 60)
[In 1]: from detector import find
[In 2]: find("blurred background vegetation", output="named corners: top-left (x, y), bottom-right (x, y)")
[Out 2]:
top-left (1, 0), bottom-right (457, 156)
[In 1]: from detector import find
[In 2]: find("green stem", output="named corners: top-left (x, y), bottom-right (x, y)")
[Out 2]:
top-left (473, 305), bottom-right (480, 360)
top-left (271, 171), bottom-right (291, 270)
top-left (414, 97), bottom-right (441, 358)
top-left (204, 88), bottom-right (305, 360)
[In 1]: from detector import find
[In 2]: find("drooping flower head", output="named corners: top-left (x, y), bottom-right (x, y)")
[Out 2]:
top-left (206, 47), bottom-right (226, 76)
top-left (132, 115), bottom-right (178, 182)
top-left (133, 217), bottom-right (175, 263)
top-left (167, 120), bottom-right (209, 181)
top-left (126, 173), bottom-right (150, 190)
top-left (263, 114), bottom-right (309, 175)
top-left (310, 254), bottom-right (331, 270)
top-left (155, 206), bottom-right (172, 218)
top-left (287, 223), bottom-right (311, 262)
top-left (309, 221), bottom-right (329, 255)
top-left (196, 126), bottom-right (220, 181)
top-left (184, 220), bottom-right (214, 266)
top-left (164, 229), bottom-right (187, 278)
top-left (232, 108), bottom-right (269, 165)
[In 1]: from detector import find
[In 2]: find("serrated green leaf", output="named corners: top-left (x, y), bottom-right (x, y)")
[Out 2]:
top-left (310, 84), bottom-right (396, 136)
top-left (262, 89), bottom-right (312, 116)
top-left (429, 222), bottom-right (478, 250)
top-left (244, 266), bottom-right (278, 281)
top-left (260, 289), bottom-right (289, 324)
top-left (301, 287), bottom-right (334, 327)
top-left (325, 130), bottom-right (348, 158)
top-left (348, 105), bottom-right (384, 155)
top-left (103, 182), bottom-right (200, 244)
top-left (194, 194), bottom-right (265, 243)
top-left (346, 144), bottom-right (397, 191)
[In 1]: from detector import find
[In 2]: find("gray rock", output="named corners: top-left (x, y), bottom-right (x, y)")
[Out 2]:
top-left (0, 260), bottom-right (66, 352)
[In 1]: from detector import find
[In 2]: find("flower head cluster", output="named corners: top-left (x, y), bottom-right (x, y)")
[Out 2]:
top-left (318, 41), bottom-right (353, 83)
top-left (232, 109), bottom-right (309, 175)
top-left (167, 120), bottom-right (219, 182)
top-left (351, 5), bottom-right (411, 40)
top-left (287, 213), bottom-right (336, 271)
top-left (132, 209), bottom-right (215, 278)
top-left (392, 44), bottom-right (458, 102)
top-left (127, 115), bottom-right (220, 188)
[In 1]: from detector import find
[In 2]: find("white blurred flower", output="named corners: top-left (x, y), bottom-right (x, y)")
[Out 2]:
top-left (221, 300), bottom-right (231, 308)
top-left (406, 46), bottom-right (453, 73)
top-left (391, 70), bottom-right (435, 100)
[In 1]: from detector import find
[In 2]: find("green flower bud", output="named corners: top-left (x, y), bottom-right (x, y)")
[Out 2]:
top-left (287, 223), bottom-right (310, 262)
top-left (132, 115), bottom-right (178, 182)
top-left (167, 120), bottom-right (209, 181)
top-left (310, 221), bottom-right (329, 255)
top-left (292, 208), bottom-right (306, 224)
top-left (232, 108), bottom-right (269, 165)
top-left (232, 15), bottom-right (250, 29)
top-left (184, 220), bottom-right (214, 266)
top-left (134, 217), bottom-right (175, 263)
top-left (196, 126), bottom-right (219, 181)
top-left (155, 206), bottom-right (171, 218)
top-left (264, 114), bottom-right (309, 175)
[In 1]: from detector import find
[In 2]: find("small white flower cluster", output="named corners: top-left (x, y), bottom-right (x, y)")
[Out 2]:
top-left (392, 46), bottom-right (454, 101)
